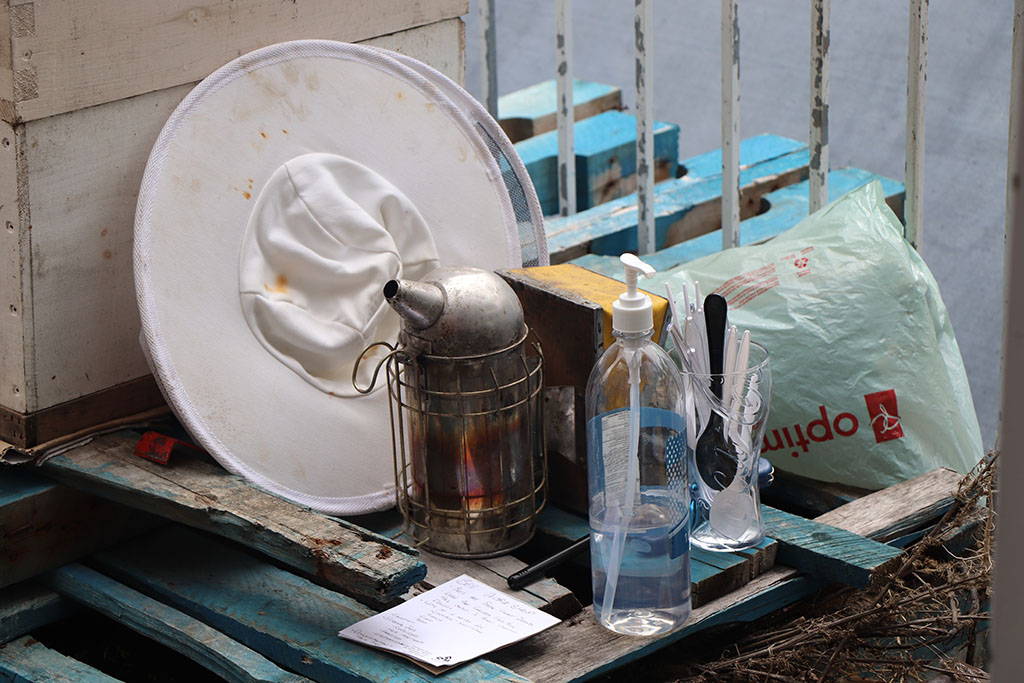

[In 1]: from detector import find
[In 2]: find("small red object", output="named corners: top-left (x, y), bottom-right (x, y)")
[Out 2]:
top-left (134, 431), bottom-right (200, 465)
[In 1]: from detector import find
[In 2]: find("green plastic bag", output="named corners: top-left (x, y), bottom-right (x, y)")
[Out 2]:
top-left (670, 181), bottom-right (982, 490)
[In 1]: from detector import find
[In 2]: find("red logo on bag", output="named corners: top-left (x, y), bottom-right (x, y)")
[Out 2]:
top-left (794, 257), bottom-right (809, 268)
top-left (864, 390), bottom-right (904, 443)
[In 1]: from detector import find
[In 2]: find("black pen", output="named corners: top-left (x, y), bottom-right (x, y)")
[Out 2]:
top-left (507, 535), bottom-right (590, 590)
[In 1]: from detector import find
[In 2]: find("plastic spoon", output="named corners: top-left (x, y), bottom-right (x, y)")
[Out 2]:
top-left (695, 294), bottom-right (737, 490)
top-left (721, 325), bottom-right (739, 421)
top-left (710, 374), bottom-right (761, 540)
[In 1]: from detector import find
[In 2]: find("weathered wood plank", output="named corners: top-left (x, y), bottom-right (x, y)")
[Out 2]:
top-left (6, 0), bottom-right (468, 122)
top-left (548, 146), bottom-right (809, 263)
top-left (760, 505), bottom-right (903, 588)
top-left (492, 468), bottom-right (960, 682)
top-left (44, 563), bottom-right (310, 683)
top-left (516, 110), bottom-right (679, 216)
top-left (39, 431), bottom-right (426, 608)
top-left (0, 634), bottom-right (121, 682)
top-left (0, 467), bottom-right (157, 589)
top-left (359, 17), bottom-right (467, 88)
top-left (90, 525), bottom-right (530, 683)
top-left (347, 509), bottom-right (581, 618)
top-left (679, 133), bottom-right (805, 180)
top-left (498, 79), bottom-right (622, 143)
top-left (571, 167), bottom-right (905, 280)
top-left (0, 583), bottom-right (79, 645)
top-left (468, 555), bottom-right (582, 619)
top-left (816, 467), bottom-right (962, 542)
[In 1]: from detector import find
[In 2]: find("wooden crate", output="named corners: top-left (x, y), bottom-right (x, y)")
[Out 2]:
top-left (0, 1), bottom-right (468, 447)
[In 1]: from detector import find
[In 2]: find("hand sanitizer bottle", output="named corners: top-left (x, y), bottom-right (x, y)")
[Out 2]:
top-left (585, 254), bottom-right (691, 636)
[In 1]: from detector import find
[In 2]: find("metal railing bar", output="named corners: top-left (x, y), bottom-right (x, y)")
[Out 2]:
top-left (810, 0), bottom-right (830, 214)
top-left (721, 0), bottom-right (741, 250)
top-left (636, 0), bottom-right (655, 253)
top-left (905, 0), bottom-right (928, 249)
top-left (557, 0), bottom-right (577, 217)
top-left (480, 0), bottom-right (498, 118)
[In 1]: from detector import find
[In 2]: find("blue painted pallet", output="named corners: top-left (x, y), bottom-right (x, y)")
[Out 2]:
top-left (91, 525), bottom-right (530, 682)
top-left (346, 509), bottom-right (582, 618)
top-left (38, 431), bottom-right (426, 609)
top-left (498, 79), bottom-right (622, 143)
top-left (516, 110), bottom-right (679, 216)
top-left (0, 583), bottom-right (79, 646)
top-left (546, 134), bottom-right (811, 262)
top-left (679, 132), bottom-right (806, 179)
top-left (0, 634), bottom-right (121, 682)
top-left (571, 167), bottom-right (906, 284)
top-left (0, 467), bottom-right (155, 589)
top-left (44, 563), bottom-right (310, 683)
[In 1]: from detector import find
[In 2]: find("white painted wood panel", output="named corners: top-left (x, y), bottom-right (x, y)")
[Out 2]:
top-left (0, 5), bottom-right (13, 105)
top-left (9, 18), bottom-right (465, 411)
top-left (0, 119), bottom-right (25, 411)
top-left (363, 17), bottom-right (466, 86)
top-left (25, 85), bottom-right (190, 411)
top-left (4, 0), bottom-right (468, 123)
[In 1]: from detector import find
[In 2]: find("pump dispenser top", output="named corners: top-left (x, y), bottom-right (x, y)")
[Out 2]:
top-left (613, 253), bottom-right (656, 335)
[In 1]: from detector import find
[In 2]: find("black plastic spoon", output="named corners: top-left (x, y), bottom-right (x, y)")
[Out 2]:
top-left (695, 293), bottom-right (737, 490)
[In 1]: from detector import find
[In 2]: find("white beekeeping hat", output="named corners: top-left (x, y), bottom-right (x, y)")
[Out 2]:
top-left (134, 41), bottom-right (545, 515)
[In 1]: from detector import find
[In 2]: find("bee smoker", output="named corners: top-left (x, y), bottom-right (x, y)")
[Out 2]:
top-left (355, 266), bottom-right (545, 558)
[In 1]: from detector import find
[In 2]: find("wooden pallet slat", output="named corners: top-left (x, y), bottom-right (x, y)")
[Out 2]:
top-left (516, 110), bottom-right (679, 216)
top-left (345, 510), bottom-right (582, 619)
top-left (38, 432), bottom-right (426, 608)
top-left (571, 167), bottom-right (905, 279)
top-left (0, 468), bottom-right (158, 589)
top-left (0, 634), bottom-right (121, 683)
top-left (90, 525), bottom-right (530, 683)
top-left (547, 141), bottom-right (811, 263)
top-left (679, 133), bottom-right (806, 180)
top-left (816, 467), bottom-right (962, 542)
top-left (44, 563), bottom-right (311, 683)
top-left (761, 505), bottom-right (903, 588)
top-left (498, 79), bottom-right (622, 143)
top-left (0, 583), bottom-right (79, 646)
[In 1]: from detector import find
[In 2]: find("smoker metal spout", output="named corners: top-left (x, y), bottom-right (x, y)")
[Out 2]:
top-left (383, 278), bottom-right (445, 330)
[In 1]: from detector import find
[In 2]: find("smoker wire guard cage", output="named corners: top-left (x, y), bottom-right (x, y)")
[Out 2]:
top-left (356, 333), bottom-right (547, 558)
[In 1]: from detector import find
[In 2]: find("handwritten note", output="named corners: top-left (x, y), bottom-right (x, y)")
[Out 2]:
top-left (338, 574), bottom-right (560, 672)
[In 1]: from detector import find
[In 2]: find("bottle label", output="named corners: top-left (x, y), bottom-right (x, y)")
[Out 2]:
top-left (598, 410), bottom-right (635, 508)
top-left (589, 407), bottom-right (689, 511)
